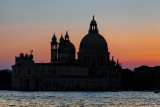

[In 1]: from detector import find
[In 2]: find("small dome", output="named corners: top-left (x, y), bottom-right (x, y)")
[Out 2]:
top-left (25, 54), bottom-right (28, 58)
top-left (79, 33), bottom-right (108, 53)
top-left (59, 41), bottom-right (75, 53)
top-left (20, 53), bottom-right (24, 58)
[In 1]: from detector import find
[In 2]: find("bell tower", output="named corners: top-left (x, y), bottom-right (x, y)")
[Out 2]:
top-left (51, 33), bottom-right (58, 63)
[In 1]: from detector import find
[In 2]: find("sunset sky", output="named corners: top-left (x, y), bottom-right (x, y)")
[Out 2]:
top-left (0, 0), bottom-right (160, 70)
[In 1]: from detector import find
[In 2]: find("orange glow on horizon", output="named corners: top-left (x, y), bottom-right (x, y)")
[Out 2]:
top-left (1, 18), bottom-right (160, 70)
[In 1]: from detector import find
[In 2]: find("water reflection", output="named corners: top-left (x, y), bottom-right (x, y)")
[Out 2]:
top-left (0, 91), bottom-right (160, 106)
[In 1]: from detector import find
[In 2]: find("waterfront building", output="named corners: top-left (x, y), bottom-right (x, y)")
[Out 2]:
top-left (12, 16), bottom-right (122, 91)
top-left (134, 66), bottom-right (160, 90)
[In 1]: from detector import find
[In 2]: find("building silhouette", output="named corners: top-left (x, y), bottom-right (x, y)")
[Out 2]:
top-left (0, 69), bottom-right (11, 90)
top-left (134, 66), bottom-right (160, 90)
top-left (12, 16), bottom-right (122, 91)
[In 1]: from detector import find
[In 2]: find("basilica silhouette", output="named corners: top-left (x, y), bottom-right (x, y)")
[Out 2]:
top-left (12, 16), bottom-right (122, 91)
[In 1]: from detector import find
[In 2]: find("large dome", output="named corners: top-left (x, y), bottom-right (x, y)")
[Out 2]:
top-left (79, 33), bottom-right (108, 53)
top-left (79, 16), bottom-right (108, 53)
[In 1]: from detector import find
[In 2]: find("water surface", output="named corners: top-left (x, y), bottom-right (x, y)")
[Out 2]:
top-left (0, 91), bottom-right (160, 106)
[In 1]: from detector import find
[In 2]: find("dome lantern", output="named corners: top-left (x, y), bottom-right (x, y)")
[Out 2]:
top-left (89, 15), bottom-right (99, 34)
top-left (52, 32), bottom-right (57, 42)
top-left (65, 31), bottom-right (69, 41)
top-left (60, 34), bottom-right (64, 43)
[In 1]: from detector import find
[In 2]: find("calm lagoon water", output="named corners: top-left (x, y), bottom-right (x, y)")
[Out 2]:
top-left (0, 91), bottom-right (160, 107)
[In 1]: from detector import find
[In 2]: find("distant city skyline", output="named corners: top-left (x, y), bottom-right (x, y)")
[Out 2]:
top-left (0, 0), bottom-right (160, 70)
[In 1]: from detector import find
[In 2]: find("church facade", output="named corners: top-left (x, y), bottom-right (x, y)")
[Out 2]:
top-left (12, 16), bottom-right (122, 91)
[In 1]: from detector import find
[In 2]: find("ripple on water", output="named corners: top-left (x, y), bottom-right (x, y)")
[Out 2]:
top-left (0, 91), bottom-right (160, 106)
